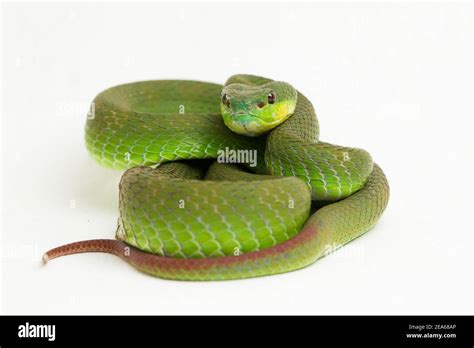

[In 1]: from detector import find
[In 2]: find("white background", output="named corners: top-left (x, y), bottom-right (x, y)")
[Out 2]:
top-left (1, 2), bottom-right (472, 314)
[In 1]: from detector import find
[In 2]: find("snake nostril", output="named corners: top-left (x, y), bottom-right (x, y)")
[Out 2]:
top-left (257, 101), bottom-right (265, 109)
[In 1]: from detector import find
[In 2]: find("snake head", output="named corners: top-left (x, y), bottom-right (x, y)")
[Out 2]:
top-left (220, 81), bottom-right (297, 137)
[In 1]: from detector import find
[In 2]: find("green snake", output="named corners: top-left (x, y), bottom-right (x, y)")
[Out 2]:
top-left (43, 74), bottom-right (389, 280)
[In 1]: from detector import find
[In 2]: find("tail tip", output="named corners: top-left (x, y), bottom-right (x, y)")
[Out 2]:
top-left (42, 253), bottom-right (50, 264)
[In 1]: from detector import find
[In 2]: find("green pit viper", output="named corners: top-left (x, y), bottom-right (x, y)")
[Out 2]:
top-left (43, 74), bottom-right (389, 280)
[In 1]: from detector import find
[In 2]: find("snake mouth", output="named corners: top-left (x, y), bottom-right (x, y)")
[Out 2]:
top-left (230, 111), bottom-right (280, 127)
top-left (230, 110), bottom-right (259, 118)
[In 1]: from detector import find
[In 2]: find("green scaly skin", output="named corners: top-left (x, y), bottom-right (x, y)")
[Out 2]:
top-left (43, 74), bottom-right (389, 280)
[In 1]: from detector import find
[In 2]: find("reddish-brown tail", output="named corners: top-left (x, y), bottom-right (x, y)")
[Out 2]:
top-left (42, 239), bottom-right (127, 264)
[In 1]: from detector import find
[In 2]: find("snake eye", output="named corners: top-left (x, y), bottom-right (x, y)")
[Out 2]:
top-left (267, 92), bottom-right (276, 104)
top-left (222, 94), bottom-right (231, 108)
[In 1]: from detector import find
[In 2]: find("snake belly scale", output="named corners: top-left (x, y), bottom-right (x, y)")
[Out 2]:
top-left (43, 74), bottom-right (389, 280)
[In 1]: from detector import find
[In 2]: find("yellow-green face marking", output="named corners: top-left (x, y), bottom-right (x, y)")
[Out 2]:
top-left (220, 81), bottom-right (297, 136)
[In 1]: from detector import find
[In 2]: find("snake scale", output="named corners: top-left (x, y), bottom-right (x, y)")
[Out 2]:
top-left (43, 74), bottom-right (389, 280)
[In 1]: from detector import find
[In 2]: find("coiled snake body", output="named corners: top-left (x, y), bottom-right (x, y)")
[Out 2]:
top-left (43, 74), bottom-right (389, 280)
